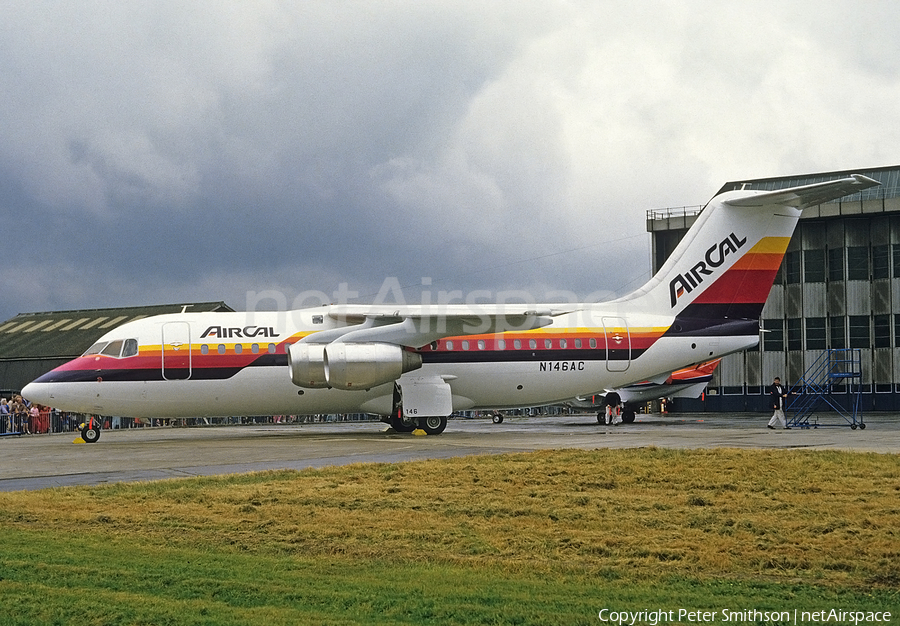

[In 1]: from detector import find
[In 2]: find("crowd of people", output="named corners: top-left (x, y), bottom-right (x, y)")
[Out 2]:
top-left (1, 395), bottom-right (55, 435)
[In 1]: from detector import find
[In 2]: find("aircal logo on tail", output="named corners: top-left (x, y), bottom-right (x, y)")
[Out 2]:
top-left (668, 232), bottom-right (747, 307)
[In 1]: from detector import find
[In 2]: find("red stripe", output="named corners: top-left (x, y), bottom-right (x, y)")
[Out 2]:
top-left (692, 268), bottom-right (780, 305)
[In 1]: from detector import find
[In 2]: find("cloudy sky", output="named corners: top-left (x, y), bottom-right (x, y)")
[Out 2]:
top-left (1, 1), bottom-right (898, 322)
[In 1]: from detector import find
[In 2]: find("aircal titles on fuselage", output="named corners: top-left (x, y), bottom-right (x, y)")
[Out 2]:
top-left (200, 326), bottom-right (280, 339)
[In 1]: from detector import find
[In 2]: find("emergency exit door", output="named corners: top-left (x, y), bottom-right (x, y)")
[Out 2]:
top-left (603, 317), bottom-right (631, 372)
top-left (162, 322), bottom-right (192, 380)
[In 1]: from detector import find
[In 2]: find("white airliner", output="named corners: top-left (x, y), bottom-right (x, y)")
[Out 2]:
top-left (23, 175), bottom-right (879, 442)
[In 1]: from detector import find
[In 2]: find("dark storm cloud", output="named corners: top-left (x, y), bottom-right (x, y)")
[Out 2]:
top-left (1, 1), bottom-right (899, 321)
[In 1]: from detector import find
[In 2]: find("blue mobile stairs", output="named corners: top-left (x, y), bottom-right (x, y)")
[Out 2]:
top-left (786, 348), bottom-right (865, 430)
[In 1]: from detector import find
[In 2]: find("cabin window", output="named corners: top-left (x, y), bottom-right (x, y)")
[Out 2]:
top-left (462, 340), bottom-right (470, 350)
top-left (201, 344), bottom-right (209, 355)
top-left (497, 339), bottom-right (506, 350)
top-left (575, 339), bottom-right (582, 349)
top-left (544, 339), bottom-right (552, 349)
top-left (477, 340), bottom-right (485, 350)
top-left (529, 339), bottom-right (537, 349)
top-left (268, 343), bottom-right (276, 354)
top-left (589, 338), bottom-right (597, 349)
top-left (560, 339), bottom-right (567, 349)
top-left (218, 344), bottom-right (226, 355)
top-left (251, 343), bottom-right (260, 354)
top-left (234, 344), bottom-right (243, 355)
top-left (513, 339), bottom-right (522, 349)
top-left (446, 340), bottom-right (454, 350)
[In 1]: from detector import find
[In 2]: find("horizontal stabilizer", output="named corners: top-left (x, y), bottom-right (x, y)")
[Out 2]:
top-left (724, 174), bottom-right (880, 209)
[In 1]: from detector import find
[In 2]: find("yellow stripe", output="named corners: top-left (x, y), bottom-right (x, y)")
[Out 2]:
top-left (747, 236), bottom-right (790, 255)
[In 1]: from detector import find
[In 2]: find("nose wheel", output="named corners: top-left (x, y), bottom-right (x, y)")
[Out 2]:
top-left (80, 418), bottom-right (101, 443)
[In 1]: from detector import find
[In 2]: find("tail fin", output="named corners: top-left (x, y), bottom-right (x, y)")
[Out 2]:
top-left (620, 174), bottom-right (880, 320)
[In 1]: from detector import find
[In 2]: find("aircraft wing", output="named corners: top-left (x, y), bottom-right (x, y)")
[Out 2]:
top-left (299, 304), bottom-right (570, 348)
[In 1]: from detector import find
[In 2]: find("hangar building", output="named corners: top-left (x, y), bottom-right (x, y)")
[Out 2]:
top-left (649, 165), bottom-right (900, 412)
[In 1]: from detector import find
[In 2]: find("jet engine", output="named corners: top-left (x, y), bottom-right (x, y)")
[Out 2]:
top-left (324, 342), bottom-right (422, 390)
top-left (288, 341), bottom-right (422, 390)
top-left (288, 343), bottom-right (328, 388)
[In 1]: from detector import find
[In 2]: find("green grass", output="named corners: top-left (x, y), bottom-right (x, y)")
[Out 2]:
top-left (1, 448), bottom-right (899, 625)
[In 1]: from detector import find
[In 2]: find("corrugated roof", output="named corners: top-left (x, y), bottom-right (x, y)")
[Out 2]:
top-left (0, 302), bottom-right (233, 361)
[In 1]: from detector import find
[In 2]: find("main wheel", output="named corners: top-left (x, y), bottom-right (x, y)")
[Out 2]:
top-left (81, 424), bottom-right (101, 443)
top-left (491, 413), bottom-right (504, 424)
top-left (621, 408), bottom-right (636, 424)
top-left (418, 416), bottom-right (447, 435)
top-left (390, 415), bottom-right (417, 433)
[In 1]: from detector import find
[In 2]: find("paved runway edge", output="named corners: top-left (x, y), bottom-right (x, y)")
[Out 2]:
top-left (1, 413), bottom-right (897, 491)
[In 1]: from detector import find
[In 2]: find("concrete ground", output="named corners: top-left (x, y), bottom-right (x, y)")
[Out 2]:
top-left (0, 411), bottom-right (896, 491)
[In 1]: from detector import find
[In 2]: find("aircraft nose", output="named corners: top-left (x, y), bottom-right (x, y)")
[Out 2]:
top-left (21, 381), bottom-right (51, 406)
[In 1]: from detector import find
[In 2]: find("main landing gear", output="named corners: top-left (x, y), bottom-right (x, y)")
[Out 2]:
top-left (596, 406), bottom-right (636, 425)
top-left (388, 414), bottom-right (448, 435)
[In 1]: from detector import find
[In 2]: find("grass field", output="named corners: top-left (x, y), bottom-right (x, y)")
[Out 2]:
top-left (1, 447), bottom-right (899, 625)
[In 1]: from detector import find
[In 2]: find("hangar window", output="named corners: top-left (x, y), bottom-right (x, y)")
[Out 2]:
top-left (847, 246), bottom-right (869, 280)
top-left (803, 249), bottom-right (825, 283)
top-left (805, 318), bottom-right (826, 351)
top-left (874, 314), bottom-right (890, 348)
top-left (827, 248), bottom-right (844, 281)
top-left (873, 245), bottom-right (890, 279)
top-left (829, 316), bottom-right (846, 349)
top-left (762, 319), bottom-right (783, 352)
top-left (787, 319), bottom-right (802, 351)
top-left (783, 251), bottom-right (801, 284)
top-left (848, 315), bottom-right (870, 348)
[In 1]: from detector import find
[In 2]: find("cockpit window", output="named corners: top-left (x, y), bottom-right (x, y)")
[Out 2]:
top-left (83, 342), bottom-right (107, 356)
top-left (122, 338), bottom-right (138, 357)
top-left (101, 340), bottom-right (124, 357)
top-left (82, 338), bottom-right (139, 358)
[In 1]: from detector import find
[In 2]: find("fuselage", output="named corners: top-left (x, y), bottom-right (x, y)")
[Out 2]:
top-left (22, 304), bottom-right (756, 418)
